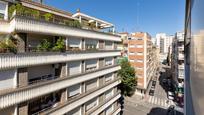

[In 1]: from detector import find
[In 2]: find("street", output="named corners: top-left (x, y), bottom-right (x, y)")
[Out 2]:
top-left (123, 64), bottom-right (183, 115)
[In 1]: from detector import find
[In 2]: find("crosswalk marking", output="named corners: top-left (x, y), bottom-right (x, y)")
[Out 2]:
top-left (147, 96), bottom-right (175, 108)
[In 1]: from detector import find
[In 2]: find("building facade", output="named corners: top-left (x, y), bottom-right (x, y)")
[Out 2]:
top-left (128, 32), bottom-right (158, 95)
top-left (171, 32), bottom-right (184, 107)
top-left (0, 0), bottom-right (122, 115)
top-left (156, 33), bottom-right (173, 63)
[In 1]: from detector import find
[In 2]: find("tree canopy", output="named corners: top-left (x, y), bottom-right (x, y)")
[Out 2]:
top-left (118, 58), bottom-right (137, 96)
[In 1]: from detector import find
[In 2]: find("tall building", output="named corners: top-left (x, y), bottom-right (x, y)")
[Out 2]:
top-left (128, 32), bottom-right (158, 95)
top-left (0, 0), bottom-right (122, 115)
top-left (156, 33), bottom-right (173, 62)
top-left (171, 32), bottom-right (184, 106)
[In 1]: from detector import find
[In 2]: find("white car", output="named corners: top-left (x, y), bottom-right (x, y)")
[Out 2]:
top-left (168, 91), bottom-right (174, 100)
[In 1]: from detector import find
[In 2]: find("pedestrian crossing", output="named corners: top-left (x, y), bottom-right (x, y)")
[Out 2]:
top-left (147, 96), bottom-right (175, 108)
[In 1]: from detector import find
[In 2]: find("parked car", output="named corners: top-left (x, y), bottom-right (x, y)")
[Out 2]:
top-left (168, 91), bottom-right (174, 100)
top-left (149, 89), bottom-right (155, 96)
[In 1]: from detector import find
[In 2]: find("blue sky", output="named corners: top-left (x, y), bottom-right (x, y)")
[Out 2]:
top-left (44, 0), bottom-right (185, 37)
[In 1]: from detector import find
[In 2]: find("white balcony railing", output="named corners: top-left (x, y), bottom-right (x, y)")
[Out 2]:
top-left (178, 53), bottom-right (184, 60)
top-left (12, 16), bottom-right (121, 42)
top-left (46, 81), bottom-right (121, 115)
top-left (0, 51), bottom-right (120, 70)
top-left (0, 65), bottom-right (120, 109)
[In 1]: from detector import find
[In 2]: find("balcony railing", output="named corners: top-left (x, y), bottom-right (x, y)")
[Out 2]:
top-left (8, 16), bottom-right (121, 42)
top-left (0, 50), bottom-right (120, 70)
top-left (0, 65), bottom-right (120, 109)
top-left (178, 54), bottom-right (184, 60)
top-left (28, 75), bottom-right (58, 85)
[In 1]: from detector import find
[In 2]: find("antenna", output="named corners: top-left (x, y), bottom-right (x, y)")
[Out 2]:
top-left (136, 0), bottom-right (140, 32)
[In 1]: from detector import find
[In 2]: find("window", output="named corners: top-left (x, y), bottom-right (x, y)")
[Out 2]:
top-left (137, 38), bottom-right (143, 40)
top-left (85, 59), bottom-right (98, 71)
top-left (85, 79), bottom-right (98, 91)
top-left (85, 39), bottom-right (98, 50)
top-left (129, 59), bottom-right (134, 62)
top-left (67, 107), bottom-right (81, 115)
top-left (129, 44), bottom-right (135, 48)
top-left (68, 61), bottom-right (81, 76)
top-left (105, 57), bottom-right (113, 66)
top-left (137, 67), bottom-right (143, 70)
top-left (0, 1), bottom-right (7, 20)
top-left (105, 89), bottom-right (114, 99)
top-left (129, 52), bottom-right (135, 55)
top-left (136, 59), bottom-right (143, 63)
top-left (137, 52), bottom-right (143, 55)
top-left (69, 38), bottom-right (81, 50)
top-left (105, 41), bottom-right (113, 50)
top-left (136, 45), bottom-right (143, 48)
top-left (68, 84), bottom-right (81, 97)
top-left (105, 74), bottom-right (113, 83)
top-left (105, 105), bottom-right (114, 115)
top-left (85, 98), bottom-right (98, 111)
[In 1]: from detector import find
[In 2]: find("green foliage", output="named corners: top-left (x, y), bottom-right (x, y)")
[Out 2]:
top-left (52, 37), bottom-right (65, 52)
top-left (118, 58), bottom-right (137, 96)
top-left (43, 13), bottom-right (53, 21)
top-left (37, 39), bottom-right (52, 51)
top-left (65, 20), bottom-right (81, 28)
top-left (0, 39), bottom-right (17, 53)
top-left (9, 3), bottom-right (40, 19)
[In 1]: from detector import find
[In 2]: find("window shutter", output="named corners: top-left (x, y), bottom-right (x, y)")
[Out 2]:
top-left (69, 38), bottom-right (81, 48)
top-left (85, 79), bottom-right (98, 91)
top-left (68, 84), bottom-right (81, 97)
top-left (68, 61), bottom-right (81, 75)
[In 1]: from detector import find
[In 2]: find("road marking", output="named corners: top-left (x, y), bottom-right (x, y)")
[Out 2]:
top-left (151, 96), bottom-right (154, 104)
top-left (154, 97), bottom-right (157, 105)
top-left (157, 98), bottom-right (160, 105)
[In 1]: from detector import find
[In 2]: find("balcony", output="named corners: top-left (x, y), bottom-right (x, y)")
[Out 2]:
top-left (0, 50), bottom-right (120, 70)
top-left (178, 53), bottom-right (184, 60)
top-left (178, 46), bottom-right (184, 51)
top-left (178, 64), bottom-right (184, 70)
top-left (42, 80), bottom-right (121, 115)
top-left (3, 16), bottom-right (121, 42)
top-left (0, 65), bottom-right (120, 109)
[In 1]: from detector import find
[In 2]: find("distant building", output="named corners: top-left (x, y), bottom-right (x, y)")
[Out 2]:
top-left (119, 32), bottom-right (129, 57)
top-left (128, 32), bottom-right (158, 96)
top-left (156, 33), bottom-right (173, 62)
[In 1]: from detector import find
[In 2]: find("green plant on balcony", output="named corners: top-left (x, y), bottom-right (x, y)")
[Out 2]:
top-left (43, 13), bottom-right (53, 21)
top-left (0, 39), bottom-right (17, 53)
top-left (9, 3), bottom-right (40, 19)
top-left (52, 37), bottom-right (65, 52)
top-left (64, 20), bottom-right (81, 28)
top-left (37, 39), bottom-right (52, 52)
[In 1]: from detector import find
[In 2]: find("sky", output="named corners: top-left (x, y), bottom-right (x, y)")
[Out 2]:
top-left (44, 0), bottom-right (185, 37)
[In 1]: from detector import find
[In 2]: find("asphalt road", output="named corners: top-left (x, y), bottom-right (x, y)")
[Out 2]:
top-left (123, 64), bottom-right (183, 115)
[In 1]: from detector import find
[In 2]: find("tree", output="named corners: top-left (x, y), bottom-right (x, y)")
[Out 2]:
top-left (118, 58), bottom-right (137, 96)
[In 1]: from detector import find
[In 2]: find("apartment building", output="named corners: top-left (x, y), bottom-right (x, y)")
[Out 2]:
top-left (171, 32), bottom-right (184, 106)
top-left (119, 32), bottom-right (129, 57)
top-left (0, 0), bottom-right (121, 115)
top-left (156, 33), bottom-right (173, 62)
top-left (128, 32), bottom-right (158, 95)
